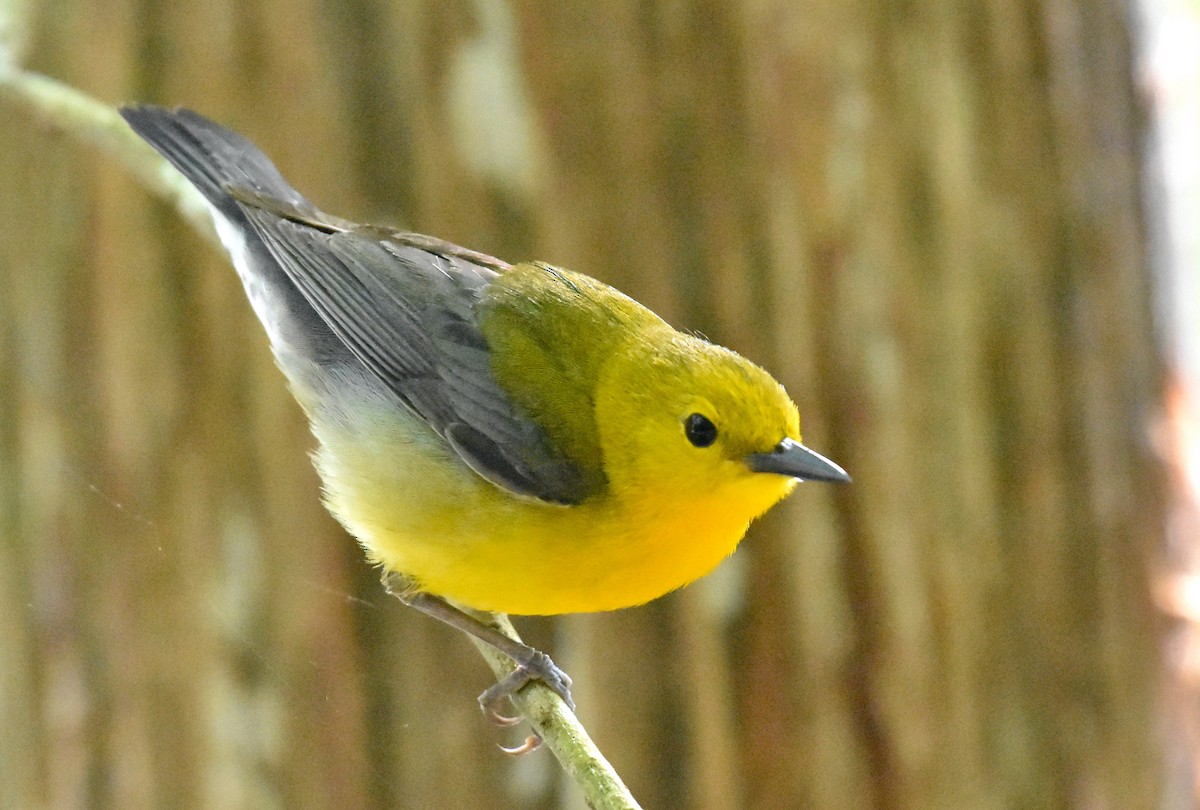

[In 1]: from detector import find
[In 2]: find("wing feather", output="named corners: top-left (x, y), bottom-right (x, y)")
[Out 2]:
top-left (236, 199), bottom-right (591, 504)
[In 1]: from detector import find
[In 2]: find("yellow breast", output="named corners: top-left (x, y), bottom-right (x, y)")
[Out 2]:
top-left (311, 404), bottom-right (793, 615)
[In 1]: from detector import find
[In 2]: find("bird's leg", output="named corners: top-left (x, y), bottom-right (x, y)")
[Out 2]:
top-left (381, 571), bottom-right (575, 722)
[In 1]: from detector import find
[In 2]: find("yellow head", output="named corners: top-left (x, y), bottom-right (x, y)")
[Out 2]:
top-left (594, 328), bottom-right (831, 530)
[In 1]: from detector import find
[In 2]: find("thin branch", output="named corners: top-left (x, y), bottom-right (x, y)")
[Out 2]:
top-left (0, 68), bottom-right (216, 240)
top-left (470, 616), bottom-right (641, 810)
top-left (0, 65), bottom-right (641, 810)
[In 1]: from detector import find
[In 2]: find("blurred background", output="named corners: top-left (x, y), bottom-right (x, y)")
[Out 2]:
top-left (1, 0), bottom-right (1198, 807)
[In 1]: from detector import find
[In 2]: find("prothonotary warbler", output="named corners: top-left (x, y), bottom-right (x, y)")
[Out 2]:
top-left (121, 105), bottom-right (850, 716)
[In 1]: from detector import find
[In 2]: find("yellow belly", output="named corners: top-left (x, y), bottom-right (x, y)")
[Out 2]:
top-left (310, 407), bottom-right (787, 616)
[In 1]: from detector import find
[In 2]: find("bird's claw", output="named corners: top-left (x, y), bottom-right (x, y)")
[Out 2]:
top-left (477, 649), bottom-right (575, 724)
top-left (498, 734), bottom-right (543, 756)
top-left (486, 706), bottom-right (523, 727)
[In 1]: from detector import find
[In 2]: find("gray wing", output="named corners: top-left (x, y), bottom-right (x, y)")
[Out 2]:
top-left (235, 199), bottom-right (591, 505)
top-left (121, 105), bottom-right (589, 505)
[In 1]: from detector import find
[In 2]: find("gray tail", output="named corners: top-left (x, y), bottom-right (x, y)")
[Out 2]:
top-left (119, 105), bottom-right (313, 224)
top-left (121, 105), bottom-right (347, 370)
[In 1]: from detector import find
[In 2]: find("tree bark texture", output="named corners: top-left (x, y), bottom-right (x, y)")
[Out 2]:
top-left (0, 0), bottom-right (1169, 807)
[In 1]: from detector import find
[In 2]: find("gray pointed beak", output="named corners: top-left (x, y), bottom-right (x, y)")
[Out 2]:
top-left (746, 438), bottom-right (851, 483)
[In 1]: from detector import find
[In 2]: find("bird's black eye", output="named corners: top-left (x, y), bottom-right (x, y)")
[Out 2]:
top-left (684, 413), bottom-right (718, 448)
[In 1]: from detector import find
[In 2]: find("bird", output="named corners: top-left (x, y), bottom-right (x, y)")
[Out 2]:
top-left (120, 104), bottom-right (850, 718)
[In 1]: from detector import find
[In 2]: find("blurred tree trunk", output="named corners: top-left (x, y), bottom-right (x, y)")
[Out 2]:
top-left (0, 0), bottom-right (1168, 808)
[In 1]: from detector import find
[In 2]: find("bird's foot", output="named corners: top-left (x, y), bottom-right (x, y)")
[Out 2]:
top-left (478, 648), bottom-right (575, 724)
